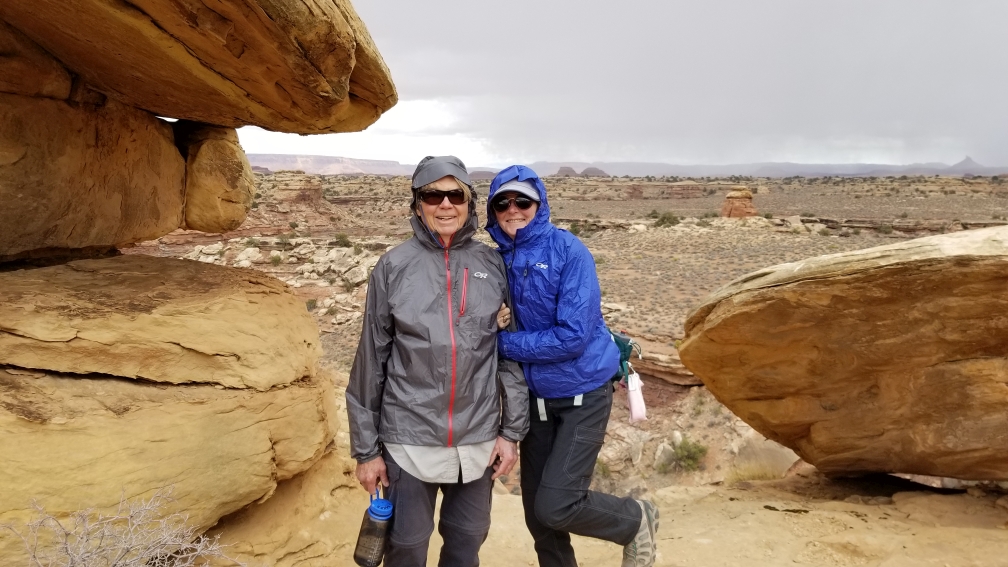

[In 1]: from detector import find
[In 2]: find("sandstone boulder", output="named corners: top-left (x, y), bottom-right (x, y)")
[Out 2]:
top-left (0, 367), bottom-right (338, 564)
top-left (0, 94), bottom-right (185, 260)
top-left (0, 0), bottom-right (396, 134)
top-left (209, 374), bottom-right (368, 565)
top-left (174, 121), bottom-right (255, 233)
top-left (720, 188), bottom-right (757, 218)
top-left (0, 255), bottom-right (320, 390)
top-left (679, 226), bottom-right (1008, 480)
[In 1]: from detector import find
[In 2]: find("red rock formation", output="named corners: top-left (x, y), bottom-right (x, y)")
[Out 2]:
top-left (720, 188), bottom-right (758, 218)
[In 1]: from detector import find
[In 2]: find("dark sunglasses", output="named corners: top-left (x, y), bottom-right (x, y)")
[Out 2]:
top-left (491, 195), bottom-right (536, 212)
top-left (418, 189), bottom-right (467, 206)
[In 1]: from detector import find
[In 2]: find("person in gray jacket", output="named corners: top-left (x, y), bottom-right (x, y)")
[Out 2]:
top-left (346, 155), bottom-right (529, 566)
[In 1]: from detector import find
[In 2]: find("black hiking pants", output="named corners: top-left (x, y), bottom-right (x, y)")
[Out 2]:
top-left (520, 382), bottom-right (642, 567)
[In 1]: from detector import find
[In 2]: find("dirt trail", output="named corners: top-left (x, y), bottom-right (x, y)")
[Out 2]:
top-left (430, 475), bottom-right (1008, 567)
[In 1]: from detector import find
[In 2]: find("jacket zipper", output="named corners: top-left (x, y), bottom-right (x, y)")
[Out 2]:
top-left (444, 249), bottom-right (458, 447)
top-left (459, 268), bottom-right (468, 317)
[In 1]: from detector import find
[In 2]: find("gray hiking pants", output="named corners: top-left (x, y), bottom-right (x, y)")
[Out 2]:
top-left (383, 450), bottom-right (494, 567)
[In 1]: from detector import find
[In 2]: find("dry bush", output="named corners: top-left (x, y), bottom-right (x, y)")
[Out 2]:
top-left (5, 488), bottom-right (245, 567)
top-left (726, 460), bottom-right (785, 484)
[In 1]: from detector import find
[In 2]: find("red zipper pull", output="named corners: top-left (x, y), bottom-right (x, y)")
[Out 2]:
top-left (459, 268), bottom-right (468, 317)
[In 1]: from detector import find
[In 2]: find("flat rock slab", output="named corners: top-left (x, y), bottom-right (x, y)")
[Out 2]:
top-left (0, 255), bottom-right (320, 390)
top-left (0, 0), bottom-right (396, 133)
top-left (679, 226), bottom-right (1008, 480)
top-left (0, 366), bottom-right (337, 564)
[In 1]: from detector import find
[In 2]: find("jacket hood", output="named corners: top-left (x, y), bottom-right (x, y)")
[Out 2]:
top-left (486, 165), bottom-right (553, 249)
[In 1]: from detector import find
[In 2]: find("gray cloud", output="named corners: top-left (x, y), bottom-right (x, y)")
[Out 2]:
top-left (354, 0), bottom-right (1008, 165)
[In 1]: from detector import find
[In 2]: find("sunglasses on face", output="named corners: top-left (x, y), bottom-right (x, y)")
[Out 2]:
top-left (491, 195), bottom-right (535, 212)
top-left (418, 189), bottom-right (467, 206)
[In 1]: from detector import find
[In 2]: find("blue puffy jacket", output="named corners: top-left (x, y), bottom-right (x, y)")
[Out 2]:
top-left (486, 165), bottom-right (619, 399)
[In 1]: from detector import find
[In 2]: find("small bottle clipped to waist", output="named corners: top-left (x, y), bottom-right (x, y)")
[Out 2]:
top-left (353, 487), bottom-right (394, 567)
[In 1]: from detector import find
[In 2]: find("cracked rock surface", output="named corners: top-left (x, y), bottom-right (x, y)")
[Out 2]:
top-left (0, 255), bottom-right (320, 390)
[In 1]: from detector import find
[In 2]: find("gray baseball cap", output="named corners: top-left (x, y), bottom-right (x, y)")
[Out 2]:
top-left (411, 155), bottom-right (472, 190)
top-left (495, 180), bottom-right (540, 203)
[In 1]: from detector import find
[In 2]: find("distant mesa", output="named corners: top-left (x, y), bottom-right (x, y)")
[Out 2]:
top-left (552, 166), bottom-right (609, 177)
top-left (469, 170), bottom-right (498, 181)
top-left (251, 166), bottom-right (273, 175)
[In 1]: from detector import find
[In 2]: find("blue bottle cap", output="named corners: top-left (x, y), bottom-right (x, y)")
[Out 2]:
top-left (368, 489), bottom-right (393, 521)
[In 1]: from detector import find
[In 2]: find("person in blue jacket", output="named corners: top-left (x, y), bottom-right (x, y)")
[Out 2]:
top-left (486, 165), bottom-right (659, 567)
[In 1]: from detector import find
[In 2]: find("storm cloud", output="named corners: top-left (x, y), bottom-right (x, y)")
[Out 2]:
top-left (244, 1), bottom-right (1008, 167)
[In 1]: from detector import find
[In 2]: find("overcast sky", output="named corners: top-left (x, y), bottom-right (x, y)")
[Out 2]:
top-left (238, 0), bottom-right (1008, 167)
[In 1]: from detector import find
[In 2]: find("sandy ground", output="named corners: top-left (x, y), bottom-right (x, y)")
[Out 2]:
top-left (438, 476), bottom-right (1008, 567)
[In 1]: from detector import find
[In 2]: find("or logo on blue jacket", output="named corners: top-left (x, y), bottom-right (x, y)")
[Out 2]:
top-left (485, 165), bottom-right (620, 399)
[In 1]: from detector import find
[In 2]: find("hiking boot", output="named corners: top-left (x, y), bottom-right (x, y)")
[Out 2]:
top-left (622, 499), bottom-right (659, 567)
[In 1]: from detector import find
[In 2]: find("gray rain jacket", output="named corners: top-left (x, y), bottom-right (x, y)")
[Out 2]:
top-left (346, 211), bottom-right (529, 463)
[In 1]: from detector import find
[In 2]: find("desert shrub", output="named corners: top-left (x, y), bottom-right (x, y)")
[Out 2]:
top-left (332, 233), bottom-right (352, 248)
top-left (899, 212), bottom-right (908, 218)
top-left (325, 306), bottom-right (338, 316)
top-left (648, 209), bottom-right (659, 218)
top-left (800, 212), bottom-right (816, 218)
top-left (244, 237), bottom-right (260, 247)
top-left (288, 221), bottom-right (299, 229)
top-left (595, 459), bottom-right (611, 478)
top-left (341, 279), bottom-right (357, 293)
top-left (653, 212), bottom-right (679, 228)
top-left (879, 224), bottom-right (894, 234)
top-left (818, 228), bottom-right (831, 236)
top-left (5, 488), bottom-right (244, 567)
top-left (276, 235), bottom-right (290, 249)
top-left (353, 243), bottom-right (363, 255)
top-left (673, 438), bottom-right (708, 472)
top-left (270, 255), bottom-right (282, 266)
top-left (250, 201), bottom-right (259, 210)
top-left (763, 213), bottom-right (773, 219)
top-left (569, 220), bottom-right (582, 236)
top-left (852, 228), bottom-right (861, 235)
top-left (696, 219), bottom-right (711, 228)
top-left (305, 299), bottom-right (317, 311)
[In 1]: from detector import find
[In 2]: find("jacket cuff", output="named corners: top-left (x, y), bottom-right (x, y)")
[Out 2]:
top-left (498, 428), bottom-right (524, 443)
top-left (497, 332), bottom-right (511, 357)
top-left (355, 450), bottom-right (383, 465)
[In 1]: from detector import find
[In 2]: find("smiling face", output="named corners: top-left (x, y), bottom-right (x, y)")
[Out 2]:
top-left (493, 191), bottom-right (539, 239)
top-left (418, 176), bottom-right (469, 244)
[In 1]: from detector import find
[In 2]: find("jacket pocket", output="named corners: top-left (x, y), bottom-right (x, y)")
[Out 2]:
top-left (563, 425), bottom-right (607, 489)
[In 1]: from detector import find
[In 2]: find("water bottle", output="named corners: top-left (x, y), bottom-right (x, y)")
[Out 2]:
top-left (353, 488), bottom-right (393, 567)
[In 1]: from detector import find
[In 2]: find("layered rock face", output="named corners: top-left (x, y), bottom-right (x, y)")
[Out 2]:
top-left (0, 255), bottom-right (335, 563)
top-left (679, 227), bottom-right (1008, 480)
top-left (0, 0), bottom-right (396, 134)
top-left (0, 1), bottom-right (395, 562)
top-left (720, 188), bottom-right (757, 218)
